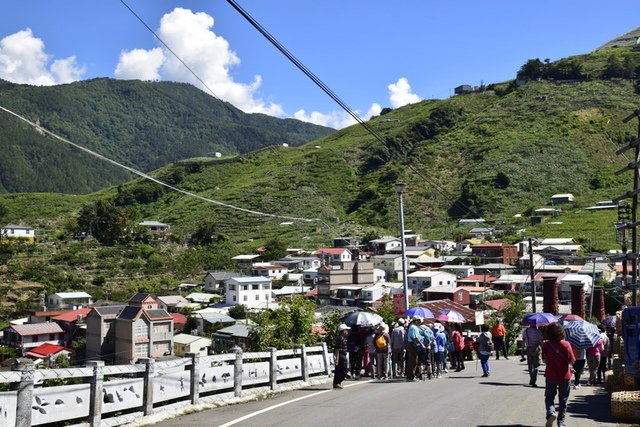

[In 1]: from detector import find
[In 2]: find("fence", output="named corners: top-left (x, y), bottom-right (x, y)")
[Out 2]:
top-left (0, 343), bottom-right (332, 427)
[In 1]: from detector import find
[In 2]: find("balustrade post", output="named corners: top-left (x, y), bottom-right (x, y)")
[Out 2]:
top-left (12, 358), bottom-right (34, 427)
top-left (268, 347), bottom-right (278, 390)
top-left (186, 352), bottom-right (200, 405)
top-left (233, 346), bottom-right (243, 397)
top-left (320, 342), bottom-right (331, 376)
top-left (86, 360), bottom-right (104, 427)
top-left (139, 358), bottom-right (155, 415)
top-left (300, 345), bottom-right (309, 382)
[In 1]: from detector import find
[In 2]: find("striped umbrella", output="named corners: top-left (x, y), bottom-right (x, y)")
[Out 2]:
top-left (563, 320), bottom-right (601, 349)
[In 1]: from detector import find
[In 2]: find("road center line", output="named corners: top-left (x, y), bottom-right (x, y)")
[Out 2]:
top-left (216, 380), bottom-right (371, 427)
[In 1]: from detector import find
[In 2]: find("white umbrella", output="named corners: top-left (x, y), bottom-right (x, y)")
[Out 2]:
top-left (343, 311), bottom-right (383, 327)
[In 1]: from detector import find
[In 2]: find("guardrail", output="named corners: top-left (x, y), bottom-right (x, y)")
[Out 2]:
top-left (0, 343), bottom-right (332, 427)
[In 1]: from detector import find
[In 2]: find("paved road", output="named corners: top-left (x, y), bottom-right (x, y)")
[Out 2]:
top-left (152, 358), bottom-right (618, 427)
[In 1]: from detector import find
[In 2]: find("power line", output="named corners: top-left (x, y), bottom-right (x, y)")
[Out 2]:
top-left (0, 105), bottom-right (320, 223)
top-left (118, 0), bottom-right (241, 120)
top-left (226, 0), bottom-right (486, 221)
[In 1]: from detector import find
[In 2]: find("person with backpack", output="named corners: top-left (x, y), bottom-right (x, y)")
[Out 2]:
top-left (405, 316), bottom-right (423, 381)
top-left (374, 324), bottom-right (390, 380)
top-left (597, 325), bottom-right (611, 384)
top-left (541, 323), bottom-right (576, 427)
top-left (475, 324), bottom-right (493, 377)
top-left (433, 323), bottom-right (448, 376)
top-left (390, 318), bottom-right (406, 378)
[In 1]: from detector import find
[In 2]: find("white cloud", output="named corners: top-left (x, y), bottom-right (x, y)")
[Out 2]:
top-left (0, 28), bottom-right (85, 85)
top-left (388, 77), bottom-right (421, 108)
top-left (366, 103), bottom-right (382, 118)
top-left (115, 8), bottom-right (283, 116)
top-left (115, 48), bottom-right (164, 81)
top-left (293, 102), bottom-right (383, 129)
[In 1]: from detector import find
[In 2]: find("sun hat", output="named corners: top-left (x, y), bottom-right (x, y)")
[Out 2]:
top-left (413, 316), bottom-right (423, 323)
top-left (398, 318), bottom-right (405, 325)
top-left (338, 323), bottom-right (351, 331)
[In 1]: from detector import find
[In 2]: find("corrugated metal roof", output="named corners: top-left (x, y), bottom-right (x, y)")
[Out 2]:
top-left (9, 322), bottom-right (63, 336)
top-left (51, 291), bottom-right (92, 299)
top-left (173, 334), bottom-right (211, 345)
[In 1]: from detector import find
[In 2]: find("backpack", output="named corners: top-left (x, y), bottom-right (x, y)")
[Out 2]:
top-left (375, 334), bottom-right (387, 350)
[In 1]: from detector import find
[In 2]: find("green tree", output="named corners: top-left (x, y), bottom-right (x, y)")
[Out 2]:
top-left (603, 54), bottom-right (624, 79)
top-left (76, 200), bottom-right (130, 246)
top-left (487, 294), bottom-right (526, 354)
top-left (262, 238), bottom-right (287, 261)
top-left (517, 58), bottom-right (546, 80)
top-left (248, 295), bottom-right (316, 350)
top-left (228, 304), bottom-right (247, 319)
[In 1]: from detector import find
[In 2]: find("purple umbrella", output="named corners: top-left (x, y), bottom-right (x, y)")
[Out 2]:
top-left (406, 306), bottom-right (434, 319)
top-left (436, 309), bottom-right (465, 323)
top-left (601, 316), bottom-right (616, 328)
top-left (522, 312), bottom-right (558, 327)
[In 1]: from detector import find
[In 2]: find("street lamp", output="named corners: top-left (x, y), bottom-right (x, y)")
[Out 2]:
top-left (395, 182), bottom-right (409, 314)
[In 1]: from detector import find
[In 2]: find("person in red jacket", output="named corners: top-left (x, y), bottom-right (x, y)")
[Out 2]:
top-left (541, 323), bottom-right (576, 427)
top-left (451, 324), bottom-right (465, 371)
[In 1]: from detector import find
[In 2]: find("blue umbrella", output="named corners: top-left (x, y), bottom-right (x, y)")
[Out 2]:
top-left (601, 316), bottom-right (616, 328)
top-left (522, 312), bottom-right (558, 327)
top-left (563, 320), bottom-right (601, 349)
top-left (406, 306), bottom-right (434, 319)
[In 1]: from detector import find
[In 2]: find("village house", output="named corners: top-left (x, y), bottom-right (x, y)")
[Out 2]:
top-left (204, 271), bottom-right (242, 294)
top-left (332, 236), bottom-right (362, 248)
top-left (138, 220), bottom-right (170, 234)
top-left (558, 274), bottom-right (593, 302)
top-left (225, 277), bottom-right (273, 309)
top-left (251, 264), bottom-right (288, 280)
top-left (192, 310), bottom-right (235, 334)
top-left (371, 254), bottom-right (403, 280)
top-left (423, 285), bottom-right (470, 306)
top-left (313, 248), bottom-right (353, 264)
top-left (491, 274), bottom-right (532, 291)
top-left (156, 295), bottom-right (199, 313)
top-left (551, 193), bottom-right (576, 205)
top-left (51, 308), bottom-right (91, 346)
top-left (212, 323), bottom-right (253, 352)
top-left (456, 274), bottom-right (497, 288)
top-left (23, 343), bottom-right (72, 367)
top-left (272, 285), bottom-right (312, 300)
top-left (471, 243), bottom-right (519, 265)
top-left (276, 256), bottom-right (322, 271)
top-left (85, 294), bottom-right (174, 363)
top-left (419, 240), bottom-right (457, 253)
top-left (173, 333), bottom-right (212, 357)
top-left (315, 261), bottom-right (374, 306)
top-left (439, 265), bottom-right (475, 278)
top-left (0, 224), bottom-right (35, 243)
top-left (1, 322), bottom-right (65, 354)
top-left (47, 291), bottom-right (93, 310)
top-left (368, 237), bottom-right (401, 255)
top-left (231, 254), bottom-right (262, 269)
top-left (406, 270), bottom-right (456, 294)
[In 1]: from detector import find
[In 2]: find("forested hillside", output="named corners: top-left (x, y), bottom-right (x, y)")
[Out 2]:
top-left (0, 78), bottom-right (334, 193)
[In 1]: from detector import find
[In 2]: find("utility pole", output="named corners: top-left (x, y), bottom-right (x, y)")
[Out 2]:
top-left (613, 108), bottom-right (640, 306)
top-left (395, 182), bottom-right (410, 314)
top-left (529, 238), bottom-right (537, 312)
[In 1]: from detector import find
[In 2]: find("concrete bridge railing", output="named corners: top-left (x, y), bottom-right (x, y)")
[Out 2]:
top-left (0, 343), bottom-right (332, 427)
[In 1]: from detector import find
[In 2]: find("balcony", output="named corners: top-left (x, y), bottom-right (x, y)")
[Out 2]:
top-left (151, 331), bottom-right (173, 342)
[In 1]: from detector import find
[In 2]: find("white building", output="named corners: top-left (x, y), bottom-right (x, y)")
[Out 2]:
top-left (225, 277), bottom-right (273, 309)
top-left (173, 334), bottom-right (211, 357)
top-left (251, 264), bottom-right (288, 280)
top-left (138, 220), bottom-right (170, 234)
top-left (1, 224), bottom-right (35, 243)
top-left (371, 254), bottom-right (403, 280)
top-left (47, 292), bottom-right (93, 310)
top-left (558, 274), bottom-right (593, 301)
top-left (440, 265), bottom-right (475, 278)
top-left (406, 271), bottom-right (457, 293)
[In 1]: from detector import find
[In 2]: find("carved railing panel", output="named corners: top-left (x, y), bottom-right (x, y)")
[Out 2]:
top-left (153, 369), bottom-right (191, 404)
top-left (275, 357), bottom-right (302, 380)
top-left (31, 383), bottom-right (90, 426)
top-left (307, 354), bottom-right (325, 374)
top-left (242, 361), bottom-right (270, 386)
top-left (199, 364), bottom-right (235, 393)
top-left (0, 391), bottom-right (17, 426)
top-left (102, 378), bottom-right (145, 414)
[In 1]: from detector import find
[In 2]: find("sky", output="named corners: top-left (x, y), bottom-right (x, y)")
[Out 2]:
top-left (0, 1), bottom-right (638, 129)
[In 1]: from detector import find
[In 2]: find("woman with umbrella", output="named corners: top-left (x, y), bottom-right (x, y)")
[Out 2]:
top-left (541, 323), bottom-right (575, 427)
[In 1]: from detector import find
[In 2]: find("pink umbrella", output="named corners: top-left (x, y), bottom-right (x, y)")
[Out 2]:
top-left (436, 309), bottom-right (466, 323)
top-left (561, 314), bottom-right (583, 322)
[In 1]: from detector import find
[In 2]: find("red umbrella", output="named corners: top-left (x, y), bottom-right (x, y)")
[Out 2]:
top-left (561, 314), bottom-right (583, 322)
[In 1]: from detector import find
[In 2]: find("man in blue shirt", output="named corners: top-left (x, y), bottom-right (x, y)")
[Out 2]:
top-left (405, 316), bottom-right (423, 381)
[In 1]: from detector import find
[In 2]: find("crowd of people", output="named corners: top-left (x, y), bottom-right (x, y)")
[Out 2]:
top-left (333, 315), bottom-right (488, 388)
top-left (333, 315), bottom-right (615, 427)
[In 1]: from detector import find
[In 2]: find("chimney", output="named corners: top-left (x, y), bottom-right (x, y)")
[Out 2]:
top-left (542, 277), bottom-right (559, 315)
top-left (593, 287), bottom-right (605, 321)
top-left (570, 284), bottom-right (585, 318)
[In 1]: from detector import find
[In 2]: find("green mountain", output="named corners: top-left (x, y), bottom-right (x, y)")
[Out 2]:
top-left (0, 78), bottom-right (334, 193)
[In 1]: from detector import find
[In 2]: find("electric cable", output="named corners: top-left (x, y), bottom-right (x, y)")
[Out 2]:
top-left (0, 104), bottom-right (320, 223)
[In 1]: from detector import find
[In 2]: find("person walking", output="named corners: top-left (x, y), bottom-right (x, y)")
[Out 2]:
top-left (374, 324), bottom-right (390, 380)
top-left (586, 335), bottom-right (604, 386)
top-left (541, 323), bottom-right (576, 427)
top-left (390, 318), bottom-right (406, 378)
top-left (434, 324), bottom-right (448, 376)
top-left (475, 325), bottom-right (493, 377)
top-left (571, 345), bottom-right (586, 389)
top-left (405, 316), bottom-right (423, 381)
top-left (523, 324), bottom-right (543, 387)
top-left (333, 323), bottom-right (351, 389)
top-left (491, 319), bottom-right (509, 360)
top-left (597, 325), bottom-right (611, 384)
top-left (363, 327), bottom-right (376, 378)
top-left (451, 324), bottom-right (465, 371)
top-left (347, 327), bottom-right (363, 380)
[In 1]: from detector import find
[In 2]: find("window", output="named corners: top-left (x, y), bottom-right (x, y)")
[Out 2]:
top-left (135, 322), bottom-right (148, 337)
top-left (229, 284), bottom-right (236, 291)
top-left (252, 284), bottom-right (260, 290)
top-left (255, 294), bottom-right (260, 300)
top-left (135, 343), bottom-right (148, 357)
top-left (232, 296), bottom-right (236, 302)
top-left (243, 295), bottom-right (248, 301)
top-left (242, 285), bottom-right (249, 291)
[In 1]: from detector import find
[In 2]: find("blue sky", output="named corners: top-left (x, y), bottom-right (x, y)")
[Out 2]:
top-left (0, 1), bottom-right (638, 128)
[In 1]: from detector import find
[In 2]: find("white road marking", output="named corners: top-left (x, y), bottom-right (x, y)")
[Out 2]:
top-left (216, 380), bottom-right (372, 427)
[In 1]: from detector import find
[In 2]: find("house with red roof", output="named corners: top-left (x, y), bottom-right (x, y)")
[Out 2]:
top-left (52, 308), bottom-right (91, 345)
top-left (313, 248), bottom-right (352, 264)
top-left (24, 343), bottom-right (72, 366)
top-left (1, 322), bottom-right (64, 354)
